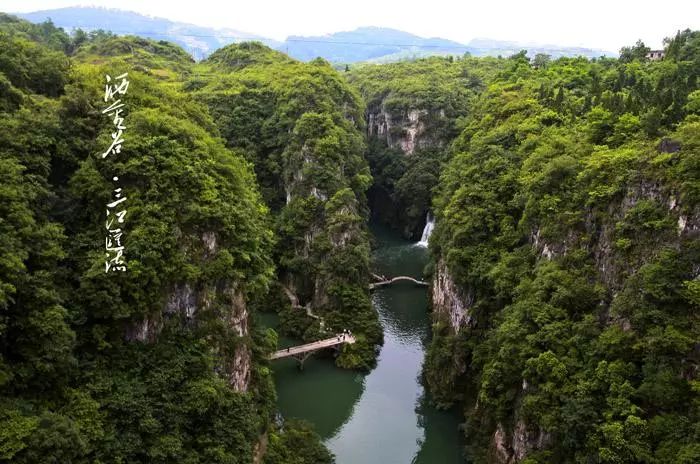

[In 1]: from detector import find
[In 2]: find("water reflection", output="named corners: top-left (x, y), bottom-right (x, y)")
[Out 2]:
top-left (263, 222), bottom-right (465, 463)
top-left (272, 355), bottom-right (365, 439)
top-left (413, 393), bottom-right (465, 463)
top-left (374, 287), bottom-right (430, 345)
top-left (258, 312), bottom-right (365, 439)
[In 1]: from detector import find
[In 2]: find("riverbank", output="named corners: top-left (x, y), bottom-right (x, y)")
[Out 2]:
top-left (261, 222), bottom-right (465, 463)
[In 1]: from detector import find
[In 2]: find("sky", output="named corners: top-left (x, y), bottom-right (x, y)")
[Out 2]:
top-left (4, 0), bottom-right (699, 51)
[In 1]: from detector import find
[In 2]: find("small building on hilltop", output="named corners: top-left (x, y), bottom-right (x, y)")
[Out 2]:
top-left (646, 50), bottom-right (665, 61)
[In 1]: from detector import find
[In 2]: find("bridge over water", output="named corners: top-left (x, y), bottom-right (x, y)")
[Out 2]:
top-left (269, 273), bottom-right (427, 368)
top-left (369, 275), bottom-right (428, 290)
top-left (269, 334), bottom-right (356, 368)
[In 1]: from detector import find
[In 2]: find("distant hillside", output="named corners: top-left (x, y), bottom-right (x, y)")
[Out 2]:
top-left (16, 6), bottom-right (279, 59)
top-left (16, 7), bottom-right (615, 62)
top-left (282, 29), bottom-right (613, 63)
top-left (467, 37), bottom-right (612, 58)
top-left (280, 27), bottom-right (474, 62)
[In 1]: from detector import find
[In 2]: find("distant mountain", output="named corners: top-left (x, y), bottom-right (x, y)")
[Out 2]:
top-left (16, 6), bottom-right (279, 60)
top-left (15, 7), bottom-right (615, 62)
top-left (281, 29), bottom-right (613, 62)
top-left (467, 37), bottom-right (612, 59)
top-left (279, 27), bottom-right (474, 63)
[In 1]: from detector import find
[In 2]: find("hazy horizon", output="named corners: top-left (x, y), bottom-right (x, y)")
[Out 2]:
top-left (5, 0), bottom-right (699, 51)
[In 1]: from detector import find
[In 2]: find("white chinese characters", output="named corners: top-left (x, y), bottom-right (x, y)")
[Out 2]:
top-left (102, 73), bottom-right (129, 272)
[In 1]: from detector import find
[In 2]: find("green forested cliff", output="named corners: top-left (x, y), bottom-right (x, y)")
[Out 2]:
top-left (190, 45), bottom-right (381, 368)
top-left (0, 15), bottom-right (329, 463)
top-left (422, 37), bottom-right (700, 463)
top-left (1, 10), bottom-right (699, 464)
top-left (347, 58), bottom-right (493, 237)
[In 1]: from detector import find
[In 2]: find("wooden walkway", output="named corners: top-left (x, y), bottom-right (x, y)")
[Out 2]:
top-left (269, 334), bottom-right (356, 368)
top-left (369, 276), bottom-right (429, 290)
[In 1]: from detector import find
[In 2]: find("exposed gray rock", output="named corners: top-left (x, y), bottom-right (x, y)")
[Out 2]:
top-left (400, 109), bottom-right (428, 154)
top-left (221, 286), bottom-right (251, 392)
top-left (491, 423), bottom-right (512, 464)
top-left (529, 179), bottom-right (700, 292)
top-left (512, 420), bottom-right (551, 461)
top-left (490, 420), bottom-right (552, 464)
top-left (165, 283), bottom-right (197, 319)
top-left (124, 231), bottom-right (253, 392)
top-left (432, 259), bottom-right (473, 332)
top-left (202, 231), bottom-right (217, 255)
top-left (367, 105), bottom-right (440, 155)
top-left (657, 138), bottom-right (681, 153)
top-left (124, 315), bottom-right (162, 343)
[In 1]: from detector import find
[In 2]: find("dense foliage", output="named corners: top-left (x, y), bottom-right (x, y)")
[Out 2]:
top-left (3, 10), bottom-right (699, 464)
top-left (0, 16), bottom-right (322, 463)
top-left (423, 34), bottom-right (700, 463)
top-left (347, 57), bottom-right (503, 237)
top-left (190, 46), bottom-right (381, 368)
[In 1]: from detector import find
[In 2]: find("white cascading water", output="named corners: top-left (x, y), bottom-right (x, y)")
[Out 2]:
top-left (416, 212), bottom-right (435, 247)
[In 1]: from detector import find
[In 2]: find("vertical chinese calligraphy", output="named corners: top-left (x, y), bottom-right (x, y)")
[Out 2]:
top-left (102, 73), bottom-right (129, 272)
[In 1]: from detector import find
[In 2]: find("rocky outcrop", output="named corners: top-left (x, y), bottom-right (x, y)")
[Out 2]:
top-left (432, 259), bottom-right (474, 332)
top-left (490, 420), bottom-right (552, 464)
top-left (221, 286), bottom-right (251, 392)
top-left (528, 178), bottom-right (700, 292)
top-left (165, 283), bottom-right (198, 320)
top-left (124, 315), bottom-right (162, 344)
top-left (486, 175), bottom-right (700, 462)
top-left (491, 423), bottom-right (511, 463)
top-left (125, 231), bottom-right (253, 392)
top-left (367, 106), bottom-right (442, 155)
top-left (285, 146), bottom-right (331, 203)
top-left (283, 146), bottom-right (346, 310)
top-left (604, 181), bottom-right (699, 289)
top-left (253, 432), bottom-right (268, 464)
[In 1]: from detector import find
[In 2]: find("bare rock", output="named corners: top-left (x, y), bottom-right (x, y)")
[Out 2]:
top-left (432, 259), bottom-right (474, 332)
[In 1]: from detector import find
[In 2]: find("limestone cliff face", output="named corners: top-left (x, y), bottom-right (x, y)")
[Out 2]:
top-left (435, 172), bottom-right (700, 463)
top-left (529, 178), bottom-right (700, 293)
top-left (312, 201), bottom-right (363, 310)
top-left (284, 221), bottom-right (324, 308)
top-left (486, 378), bottom-right (552, 463)
top-left (221, 286), bottom-right (251, 392)
top-left (431, 258), bottom-right (474, 332)
top-left (125, 231), bottom-right (252, 392)
top-left (486, 180), bottom-right (699, 463)
top-left (490, 420), bottom-right (551, 464)
top-left (365, 103), bottom-right (450, 240)
top-left (281, 118), bottom-right (368, 313)
top-left (124, 316), bottom-right (162, 344)
top-left (284, 145), bottom-right (330, 204)
top-left (367, 104), bottom-right (446, 155)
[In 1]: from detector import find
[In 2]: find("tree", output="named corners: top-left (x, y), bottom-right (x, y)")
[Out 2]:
top-left (533, 53), bottom-right (551, 69)
top-left (619, 39), bottom-right (651, 63)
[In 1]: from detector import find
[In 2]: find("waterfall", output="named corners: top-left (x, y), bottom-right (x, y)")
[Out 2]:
top-left (416, 212), bottom-right (435, 247)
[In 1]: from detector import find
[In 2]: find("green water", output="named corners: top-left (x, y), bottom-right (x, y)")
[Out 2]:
top-left (263, 223), bottom-right (465, 464)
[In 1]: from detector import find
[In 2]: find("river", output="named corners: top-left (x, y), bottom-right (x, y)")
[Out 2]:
top-left (260, 222), bottom-right (465, 463)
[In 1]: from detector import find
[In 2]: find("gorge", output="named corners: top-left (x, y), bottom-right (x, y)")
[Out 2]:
top-left (264, 223), bottom-right (464, 463)
top-left (0, 12), bottom-right (698, 464)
